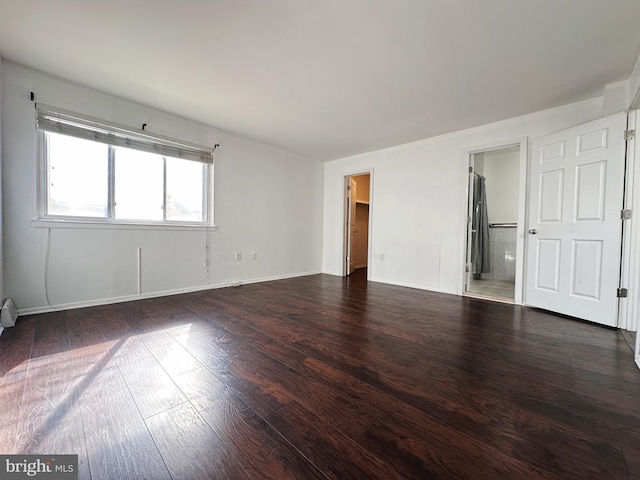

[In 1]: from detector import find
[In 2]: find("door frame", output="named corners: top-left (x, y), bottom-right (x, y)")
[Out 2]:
top-left (619, 109), bottom-right (637, 332)
top-left (620, 108), bottom-right (640, 367)
top-left (461, 137), bottom-right (528, 304)
top-left (343, 170), bottom-right (374, 279)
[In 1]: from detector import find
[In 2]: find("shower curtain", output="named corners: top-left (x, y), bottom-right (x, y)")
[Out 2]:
top-left (472, 174), bottom-right (490, 279)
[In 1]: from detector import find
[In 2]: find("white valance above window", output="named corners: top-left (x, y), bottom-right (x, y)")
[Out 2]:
top-left (36, 104), bottom-right (214, 164)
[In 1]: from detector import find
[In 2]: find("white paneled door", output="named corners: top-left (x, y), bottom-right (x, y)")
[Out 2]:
top-left (525, 113), bottom-right (627, 326)
top-left (345, 177), bottom-right (357, 275)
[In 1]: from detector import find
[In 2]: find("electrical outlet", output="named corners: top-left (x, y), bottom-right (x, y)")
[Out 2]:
top-left (235, 252), bottom-right (242, 261)
top-left (251, 252), bottom-right (257, 260)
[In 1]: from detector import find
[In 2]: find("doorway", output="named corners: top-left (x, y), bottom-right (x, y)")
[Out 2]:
top-left (344, 173), bottom-right (371, 276)
top-left (464, 141), bottom-right (527, 303)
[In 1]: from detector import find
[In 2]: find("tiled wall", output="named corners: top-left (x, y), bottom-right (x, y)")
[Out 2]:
top-left (484, 227), bottom-right (516, 281)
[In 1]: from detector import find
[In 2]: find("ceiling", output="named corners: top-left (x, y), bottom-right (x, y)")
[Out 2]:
top-left (1, 1), bottom-right (640, 161)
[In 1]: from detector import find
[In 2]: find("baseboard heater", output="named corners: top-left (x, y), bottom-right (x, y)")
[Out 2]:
top-left (1, 298), bottom-right (18, 329)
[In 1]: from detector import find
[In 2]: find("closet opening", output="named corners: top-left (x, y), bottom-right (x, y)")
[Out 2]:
top-left (344, 173), bottom-right (371, 277)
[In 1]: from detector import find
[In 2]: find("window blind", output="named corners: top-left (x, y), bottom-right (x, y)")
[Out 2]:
top-left (36, 104), bottom-right (214, 164)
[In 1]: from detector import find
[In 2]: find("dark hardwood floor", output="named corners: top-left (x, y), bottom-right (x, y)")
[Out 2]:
top-left (1, 269), bottom-right (640, 479)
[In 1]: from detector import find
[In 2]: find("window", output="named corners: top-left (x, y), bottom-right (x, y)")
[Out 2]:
top-left (37, 105), bottom-right (213, 225)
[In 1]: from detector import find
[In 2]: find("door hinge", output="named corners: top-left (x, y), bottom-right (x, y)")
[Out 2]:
top-left (467, 216), bottom-right (472, 224)
top-left (346, 185), bottom-right (351, 191)
top-left (617, 288), bottom-right (628, 298)
top-left (465, 265), bottom-right (470, 273)
top-left (621, 209), bottom-right (632, 220)
top-left (624, 130), bottom-right (635, 141)
top-left (469, 166), bottom-right (473, 173)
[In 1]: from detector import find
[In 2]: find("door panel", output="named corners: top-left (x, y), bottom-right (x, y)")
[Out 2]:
top-left (535, 239), bottom-right (561, 292)
top-left (575, 162), bottom-right (606, 220)
top-left (571, 240), bottom-right (602, 299)
top-left (541, 140), bottom-right (565, 163)
top-left (525, 112), bottom-right (626, 326)
top-left (539, 170), bottom-right (564, 222)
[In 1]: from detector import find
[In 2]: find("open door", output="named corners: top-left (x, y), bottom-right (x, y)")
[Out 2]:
top-left (345, 177), bottom-right (357, 275)
top-left (525, 112), bottom-right (627, 326)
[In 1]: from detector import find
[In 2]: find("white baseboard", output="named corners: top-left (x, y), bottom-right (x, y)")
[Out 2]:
top-left (230, 270), bottom-right (322, 287)
top-left (18, 270), bottom-right (322, 316)
top-left (321, 271), bottom-right (457, 297)
top-left (371, 277), bottom-right (456, 296)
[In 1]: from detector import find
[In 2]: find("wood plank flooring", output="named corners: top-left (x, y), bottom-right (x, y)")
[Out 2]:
top-left (1, 270), bottom-right (639, 479)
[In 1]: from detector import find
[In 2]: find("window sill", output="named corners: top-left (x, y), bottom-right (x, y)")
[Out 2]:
top-left (32, 218), bottom-right (218, 232)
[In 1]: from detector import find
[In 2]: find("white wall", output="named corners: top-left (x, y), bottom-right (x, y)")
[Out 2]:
top-left (629, 50), bottom-right (640, 108)
top-left (483, 149), bottom-right (519, 225)
top-left (323, 98), bottom-right (604, 295)
top-left (2, 61), bottom-right (324, 314)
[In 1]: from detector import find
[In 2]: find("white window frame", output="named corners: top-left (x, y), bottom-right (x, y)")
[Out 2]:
top-left (35, 105), bottom-right (215, 228)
